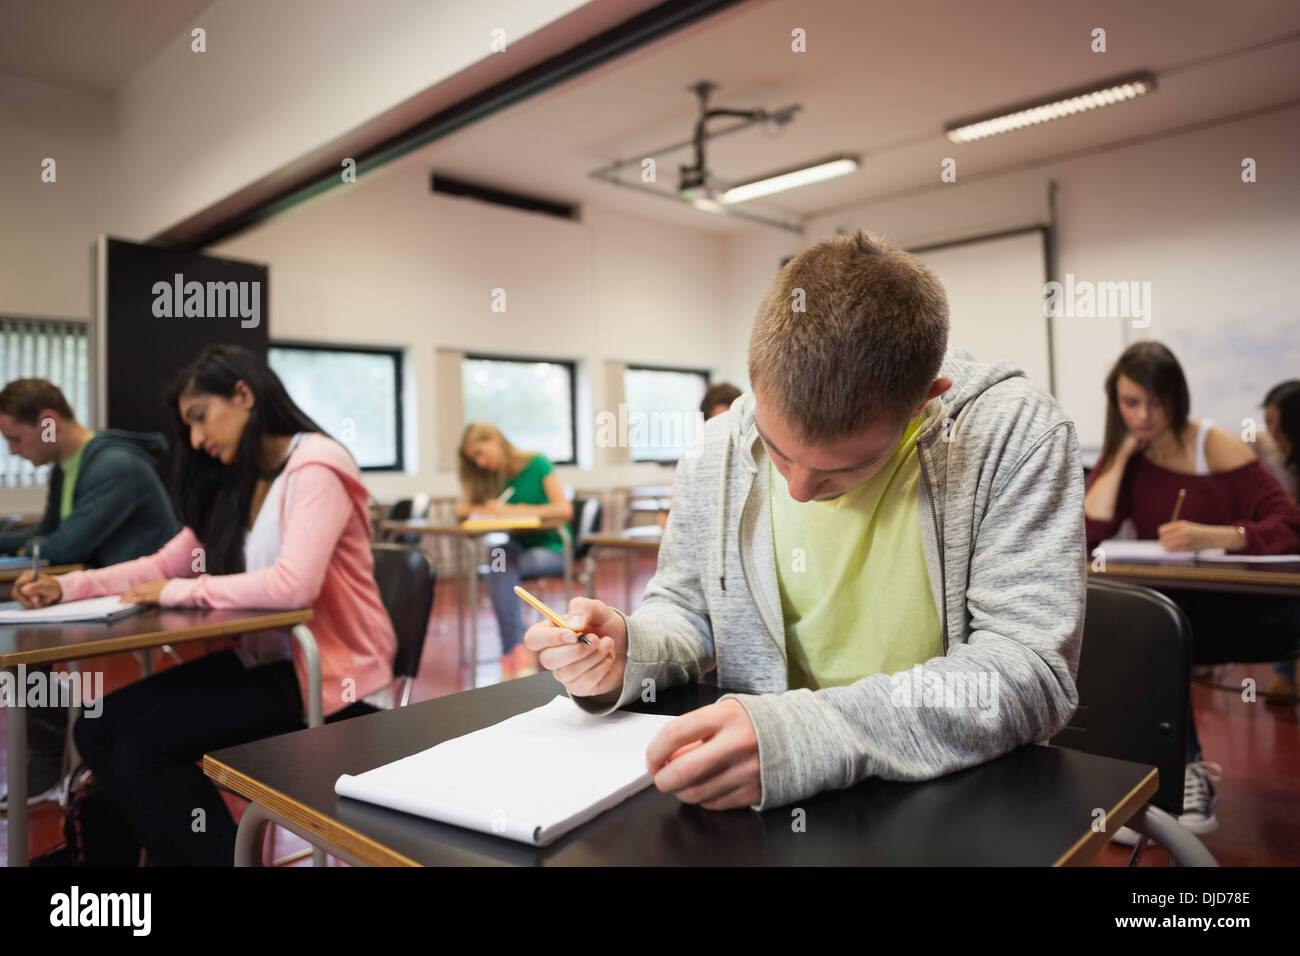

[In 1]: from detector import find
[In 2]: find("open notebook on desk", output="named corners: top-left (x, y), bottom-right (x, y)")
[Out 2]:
top-left (0, 595), bottom-right (146, 624)
top-left (1095, 539), bottom-right (1227, 563)
top-left (335, 696), bottom-right (677, 847)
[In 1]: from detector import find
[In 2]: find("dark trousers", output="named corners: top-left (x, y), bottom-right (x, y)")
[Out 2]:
top-left (73, 650), bottom-right (374, 866)
top-left (484, 538), bottom-right (566, 655)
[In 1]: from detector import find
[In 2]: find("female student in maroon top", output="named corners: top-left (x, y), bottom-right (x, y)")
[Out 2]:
top-left (1084, 342), bottom-right (1300, 841)
top-left (1261, 379), bottom-right (1300, 699)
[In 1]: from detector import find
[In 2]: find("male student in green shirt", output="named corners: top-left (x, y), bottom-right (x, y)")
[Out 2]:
top-left (525, 231), bottom-right (1085, 810)
top-left (0, 378), bottom-right (178, 807)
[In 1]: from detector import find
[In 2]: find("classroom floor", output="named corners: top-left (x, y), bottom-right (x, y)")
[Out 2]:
top-left (2, 552), bottom-right (1297, 866)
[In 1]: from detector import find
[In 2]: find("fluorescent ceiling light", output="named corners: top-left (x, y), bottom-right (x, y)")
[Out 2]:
top-left (945, 72), bottom-right (1156, 143)
top-left (719, 156), bottom-right (859, 204)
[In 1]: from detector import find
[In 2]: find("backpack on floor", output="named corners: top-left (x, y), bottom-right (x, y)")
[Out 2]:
top-left (59, 767), bottom-right (142, 866)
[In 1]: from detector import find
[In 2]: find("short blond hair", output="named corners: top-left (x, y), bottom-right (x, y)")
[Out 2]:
top-left (747, 230), bottom-right (949, 442)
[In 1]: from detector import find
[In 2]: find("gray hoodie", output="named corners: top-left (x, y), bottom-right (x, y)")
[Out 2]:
top-left (572, 344), bottom-right (1087, 810)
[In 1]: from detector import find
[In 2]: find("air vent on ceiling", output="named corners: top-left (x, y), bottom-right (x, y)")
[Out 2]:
top-left (430, 173), bottom-right (578, 220)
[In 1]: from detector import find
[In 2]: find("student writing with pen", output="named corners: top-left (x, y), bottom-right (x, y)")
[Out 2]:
top-left (456, 422), bottom-right (573, 679)
top-left (525, 232), bottom-right (1087, 813)
top-left (1083, 341), bottom-right (1300, 842)
top-left (12, 346), bottom-right (396, 865)
top-left (0, 378), bottom-right (178, 810)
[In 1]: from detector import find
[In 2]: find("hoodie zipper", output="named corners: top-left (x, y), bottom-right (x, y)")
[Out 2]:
top-left (734, 450), bottom-right (785, 665)
top-left (916, 438), bottom-right (949, 653)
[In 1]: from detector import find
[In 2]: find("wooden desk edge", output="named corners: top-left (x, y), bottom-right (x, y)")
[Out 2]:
top-left (1054, 766), bottom-right (1159, 866)
top-left (1091, 562), bottom-right (1300, 589)
top-left (379, 519), bottom-right (567, 534)
top-left (0, 608), bottom-right (314, 668)
top-left (587, 536), bottom-right (663, 550)
top-left (203, 755), bottom-right (421, 867)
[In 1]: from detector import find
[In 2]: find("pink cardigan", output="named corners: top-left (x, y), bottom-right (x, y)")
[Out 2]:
top-left (58, 433), bottom-right (397, 717)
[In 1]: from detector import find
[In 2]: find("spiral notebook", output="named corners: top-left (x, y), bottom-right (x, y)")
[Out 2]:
top-left (0, 595), bottom-right (145, 624)
top-left (335, 696), bottom-right (676, 847)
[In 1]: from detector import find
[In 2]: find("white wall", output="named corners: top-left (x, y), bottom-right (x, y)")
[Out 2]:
top-left (803, 104), bottom-right (1300, 453)
top-left (0, 74), bottom-right (113, 321)
top-left (721, 226), bottom-right (802, 390)
top-left (209, 157), bottom-right (732, 499)
top-left (0, 0), bottom-right (603, 354)
top-left (106, 0), bottom-right (599, 241)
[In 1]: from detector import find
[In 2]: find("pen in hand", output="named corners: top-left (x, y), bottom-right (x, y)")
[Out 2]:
top-left (513, 585), bottom-right (594, 647)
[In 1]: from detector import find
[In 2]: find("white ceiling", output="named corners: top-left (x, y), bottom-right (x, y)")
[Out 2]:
top-left (0, 0), bottom-right (212, 95)
top-left (399, 0), bottom-right (1300, 233)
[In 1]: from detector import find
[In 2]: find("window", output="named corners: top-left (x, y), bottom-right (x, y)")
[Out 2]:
top-left (268, 343), bottom-right (403, 471)
top-left (1, 318), bottom-right (90, 488)
top-left (462, 355), bottom-right (576, 465)
top-left (622, 365), bottom-right (708, 463)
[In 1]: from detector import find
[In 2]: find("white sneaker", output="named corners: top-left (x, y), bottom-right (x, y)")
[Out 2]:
top-left (1110, 759), bottom-right (1223, 846)
top-left (1178, 760), bottom-right (1222, 834)
top-left (1111, 825), bottom-right (1146, 846)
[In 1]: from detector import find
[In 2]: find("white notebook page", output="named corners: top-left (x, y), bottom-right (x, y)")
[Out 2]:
top-left (335, 696), bottom-right (678, 846)
top-left (0, 595), bottom-right (144, 624)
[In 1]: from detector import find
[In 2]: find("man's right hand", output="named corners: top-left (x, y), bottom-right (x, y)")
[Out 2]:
top-left (13, 571), bottom-right (61, 608)
top-left (525, 596), bottom-right (627, 698)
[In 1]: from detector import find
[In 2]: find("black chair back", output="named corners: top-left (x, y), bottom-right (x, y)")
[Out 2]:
top-left (572, 497), bottom-right (603, 560)
top-left (370, 544), bottom-right (436, 681)
top-left (1051, 578), bottom-right (1192, 814)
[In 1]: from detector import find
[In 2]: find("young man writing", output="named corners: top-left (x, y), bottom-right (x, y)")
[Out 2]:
top-left (0, 379), bottom-right (178, 807)
top-left (526, 231), bottom-right (1085, 810)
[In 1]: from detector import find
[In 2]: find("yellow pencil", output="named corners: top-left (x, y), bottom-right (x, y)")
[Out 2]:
top-left (1171, 488), bottom-right (1186, 522)
top-left (513, 585), bottom-right (594, 647)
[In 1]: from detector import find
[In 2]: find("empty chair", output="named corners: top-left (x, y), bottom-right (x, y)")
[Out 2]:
top-left (1051, 578), bottom-right (1217, 866)
top-left (384, 496), bottom-right (430, 544)
top-left (367, 543), bottom-right (437, 708)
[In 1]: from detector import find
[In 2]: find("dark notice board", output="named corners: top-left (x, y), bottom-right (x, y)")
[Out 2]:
top-left (102, 237), bottom-right (268, 440)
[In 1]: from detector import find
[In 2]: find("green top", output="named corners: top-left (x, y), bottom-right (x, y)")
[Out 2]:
top-left (503, 453), bottom-right (566, 551)
top-left (769, 413), bottom-right (942, 690)
top-left (59, 431), bottom-right (96, 521)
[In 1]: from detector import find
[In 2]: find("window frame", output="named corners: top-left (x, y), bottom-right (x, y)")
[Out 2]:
top-left (622, 362), bottom-right (711, 465)
top-left (462, 352), bottom-right (579, 467)
top-left (268, 339), bottom-right (405, 472)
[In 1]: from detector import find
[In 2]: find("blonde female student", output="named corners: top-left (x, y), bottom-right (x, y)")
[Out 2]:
top-left (14, 345), bottom-right (396, 866)
top-left (457, 422), bottom-right (573, 678)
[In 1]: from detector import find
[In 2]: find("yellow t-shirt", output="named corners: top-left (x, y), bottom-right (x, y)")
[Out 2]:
top-left (769, 413), bottom-right (942, 690)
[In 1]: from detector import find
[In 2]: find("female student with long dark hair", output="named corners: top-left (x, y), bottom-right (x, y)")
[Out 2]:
top-left (1261, 379), bottom-right (1300, 699)
top-left (1084, 341), bottom-right (1300, 840)
top-left (456, 422), bottom-right (573, 678)
top-left (14, 345), bottom-right (396, 865)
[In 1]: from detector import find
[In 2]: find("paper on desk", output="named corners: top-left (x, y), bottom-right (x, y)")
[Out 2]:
top-left (1190, 552), bottom-right (1300, 563)
top-left (335, 696), bottom-right (676, 847)
top-left (0, 595), bottom-right (145, 623)
top-left (1095, 539), bottom-right (1227, 563)
top-left (462, 514), bottom-right (541, 529)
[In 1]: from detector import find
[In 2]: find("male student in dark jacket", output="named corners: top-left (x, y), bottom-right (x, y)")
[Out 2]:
top-left (0, 378), bottom-right (179, 807)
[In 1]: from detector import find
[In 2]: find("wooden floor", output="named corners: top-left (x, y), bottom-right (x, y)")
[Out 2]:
top-left (2, 552), bottom-right (1297, 866)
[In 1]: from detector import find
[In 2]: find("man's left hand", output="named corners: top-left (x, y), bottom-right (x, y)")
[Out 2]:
top-left (646, 699), bottom-right (761, 810)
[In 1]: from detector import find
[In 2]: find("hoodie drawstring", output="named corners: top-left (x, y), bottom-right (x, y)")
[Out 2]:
top-left (717, 431), bottom-right (731, 592)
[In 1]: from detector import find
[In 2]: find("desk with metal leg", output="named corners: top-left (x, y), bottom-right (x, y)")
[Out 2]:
top-left (0, 607), bottom-right (316, 867)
